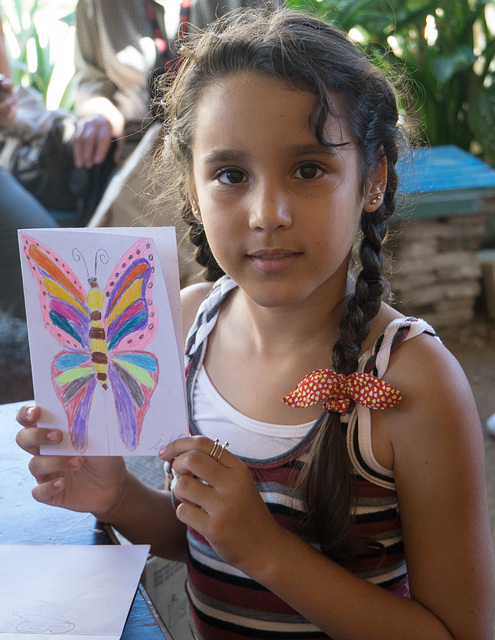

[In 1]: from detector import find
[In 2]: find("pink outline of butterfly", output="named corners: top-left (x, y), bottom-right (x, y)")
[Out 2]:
top-left (22, 234), bottom-right (159, 453)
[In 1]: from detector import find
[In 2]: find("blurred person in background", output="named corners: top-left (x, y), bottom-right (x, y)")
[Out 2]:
top-left (0, 14), bottom-right (58, 320)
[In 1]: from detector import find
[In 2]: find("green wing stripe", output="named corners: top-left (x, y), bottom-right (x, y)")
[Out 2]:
top-left (113, 357), bottom-right (155, 387)
top-left (56, 367), bottom-right (94, 385)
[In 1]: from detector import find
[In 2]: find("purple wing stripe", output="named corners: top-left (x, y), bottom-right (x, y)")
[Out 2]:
top-left (108, 366), bottom-right (138, 450)
top-left (71, 377), bottom-right (98, 452)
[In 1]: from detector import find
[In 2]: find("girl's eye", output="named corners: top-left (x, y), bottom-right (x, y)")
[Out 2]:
top-left (217, 169), bottom-right (246, 184)
top-left (295, 164), bottom-right (323, 180)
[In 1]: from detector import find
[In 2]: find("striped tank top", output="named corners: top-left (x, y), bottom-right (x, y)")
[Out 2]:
top-left (182, 276), bottom-right (437, 639)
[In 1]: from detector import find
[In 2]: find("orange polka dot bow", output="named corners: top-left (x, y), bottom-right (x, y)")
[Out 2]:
top-left (283, 369), bottom-right (404, 414)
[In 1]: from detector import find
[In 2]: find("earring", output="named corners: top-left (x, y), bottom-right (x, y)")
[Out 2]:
top-left (370, 194), bottom-right (382, 205)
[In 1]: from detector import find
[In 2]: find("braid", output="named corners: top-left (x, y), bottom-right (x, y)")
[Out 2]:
top-left (182, 206), bottom-right (224, 282)
top-left (303, 202), bottom-right (392, 559)
top-left (304, 147), bottom-right (398, 558)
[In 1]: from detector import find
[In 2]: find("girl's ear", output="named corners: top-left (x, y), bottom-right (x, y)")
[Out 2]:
top-left (187, 183), bottom-right (202, 221)
top-left (363, 153), bottom-right (387, 212)
top-left (191, 199), bottom-right (201, 221)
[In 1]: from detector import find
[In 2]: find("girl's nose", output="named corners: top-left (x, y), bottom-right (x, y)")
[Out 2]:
top-left (248, 185), bottom-right (292, 231)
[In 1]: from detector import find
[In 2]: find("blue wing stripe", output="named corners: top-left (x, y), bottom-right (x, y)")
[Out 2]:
top-left (111, 352), bottom-right (158, 371)
top-left (55, 353), bottom-right (91, 369)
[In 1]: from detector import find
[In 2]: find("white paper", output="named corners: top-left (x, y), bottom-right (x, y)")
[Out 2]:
top-left (18, 227), bottom-right (188, 456)
top-left (0, 544), bottom-right (150, 638)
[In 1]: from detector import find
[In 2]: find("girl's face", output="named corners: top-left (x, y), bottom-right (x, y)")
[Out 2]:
top-left (190, 72), bottom-right (384, 310)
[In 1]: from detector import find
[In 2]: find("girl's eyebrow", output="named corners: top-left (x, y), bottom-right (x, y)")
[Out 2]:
top-left (201, 143), bottom-right (344, 165)
top-left (201, 150), bottom-right (245, 165)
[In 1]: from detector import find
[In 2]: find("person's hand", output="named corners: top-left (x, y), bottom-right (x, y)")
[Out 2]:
top-left (16, 405), bottom-right (128, 520)
top-left (159, 436), bottom-right (285, 575)
top-left (71, 114), bottom-right (123, 169)
top-left (0, 74), bottom-right (17, 129)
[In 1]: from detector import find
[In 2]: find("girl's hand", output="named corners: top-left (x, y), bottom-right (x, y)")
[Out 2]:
top-left (15, 405), bottom-right (128, 521)
top-left (159, 436), bottom-right (285, 575)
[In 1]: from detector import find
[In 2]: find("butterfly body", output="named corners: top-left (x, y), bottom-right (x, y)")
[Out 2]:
top-left (87, 278), bottom-right (109, 389)
top-left (22, 234), bottom-right (160, 453)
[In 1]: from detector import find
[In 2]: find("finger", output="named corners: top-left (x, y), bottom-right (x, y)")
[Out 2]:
top-left (93, 128), bottom-right (112, 165)
top-left (16, 405), bottom-right (40, 427)
top-left (113, 137), bottom-right (124, 165)
top-left (171, 448), bottom-right (231, 488)
top-left (32, 477), bottom-right (66, 506)
top-left (73, 125), bottom-right (99, 169)
top-left (160, 435), bottom-right (233, 468)
top-left (173, 473), bottom-right (215, 511)
top-left (29, 454), bottom-right (83, 482)
top-left (79, 127), bottom-right (99, 169)
top-left (16, 425), bottom-right (62, 456)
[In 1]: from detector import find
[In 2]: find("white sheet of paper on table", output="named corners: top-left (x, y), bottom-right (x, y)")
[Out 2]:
top-left (18, 227), bottom-right (188, 457)
top-left (0, 544), bottom-right (150, 639)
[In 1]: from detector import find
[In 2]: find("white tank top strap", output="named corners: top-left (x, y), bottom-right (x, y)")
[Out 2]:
top-left (184, 276), bottom-right (237, 364)
top-left (346, 317), bottom-right (439, 489)
top-left (373, 317), bottom-right (438, 378)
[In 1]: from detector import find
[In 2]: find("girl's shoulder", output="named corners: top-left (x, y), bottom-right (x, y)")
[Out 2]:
top-left (372, 303), bottom-right (465, 403)
top-left (372, 304), bottom-right (480, 470)
top-left (180, 282), bottom-right (214, 345)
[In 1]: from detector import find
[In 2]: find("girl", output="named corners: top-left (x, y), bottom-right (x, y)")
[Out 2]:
top-left (16, 8), bottom-right (494, 639)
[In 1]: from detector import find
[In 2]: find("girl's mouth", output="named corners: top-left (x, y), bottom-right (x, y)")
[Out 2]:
top-left (247, 249), bottom-right (301, 272)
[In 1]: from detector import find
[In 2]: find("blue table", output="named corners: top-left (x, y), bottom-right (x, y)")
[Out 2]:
top-left (0, 400), bottom-right (174, 640)
top-left (397, 144), bottom-right (495, 218)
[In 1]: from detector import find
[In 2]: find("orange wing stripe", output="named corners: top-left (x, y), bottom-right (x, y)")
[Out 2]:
top-left (29, 244), bottom-right (86, 304)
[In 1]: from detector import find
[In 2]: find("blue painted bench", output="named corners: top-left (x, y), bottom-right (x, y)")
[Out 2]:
top-left (397, 144), bottom-right (495, 218)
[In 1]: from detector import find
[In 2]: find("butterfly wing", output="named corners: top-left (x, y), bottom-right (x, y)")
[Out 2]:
top-left (51, 351), bottom-right (97, 453)
top-left (21, 234), bottom-right (90, 350)
top-left (103, 238), bottom-right (160, 450)
top-left (108, 352), bottom-right (159, 450)
top-left (104, 238), bottom-right (159, 352)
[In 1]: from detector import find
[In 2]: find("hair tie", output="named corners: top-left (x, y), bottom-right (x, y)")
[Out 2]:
top-left (283, 369), bottom-right (404, 415)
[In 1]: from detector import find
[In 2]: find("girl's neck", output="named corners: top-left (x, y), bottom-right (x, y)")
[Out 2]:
top-left (226, 275), bottom-right (354, 358)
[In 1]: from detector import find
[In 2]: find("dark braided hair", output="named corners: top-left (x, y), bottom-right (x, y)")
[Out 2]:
top-left (155, 7), bottom-right (408, 558)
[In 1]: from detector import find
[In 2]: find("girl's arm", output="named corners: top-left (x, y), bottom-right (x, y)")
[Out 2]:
top-left (16, 405), bottom-right (188, 562)
top-left (0, 15), bottom-right (17, 129)
top-left (162, 334), bottom-right (494, 639)
top-left (0, 16), bottom-right (10, 77)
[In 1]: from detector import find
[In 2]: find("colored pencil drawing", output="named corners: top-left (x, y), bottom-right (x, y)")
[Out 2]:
top-left (21, 234), bottom-right (160, 453)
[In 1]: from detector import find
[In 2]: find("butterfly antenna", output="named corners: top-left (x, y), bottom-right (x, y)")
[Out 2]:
top-left (95, 248), bottom-right (109, 276)
top-left (72, 248), bottom-right (89, 279)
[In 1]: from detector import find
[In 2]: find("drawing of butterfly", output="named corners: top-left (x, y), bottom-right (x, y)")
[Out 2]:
top-left (22, 234), bottom-right (159, 453)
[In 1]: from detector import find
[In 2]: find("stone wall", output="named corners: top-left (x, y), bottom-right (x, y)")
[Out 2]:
top-left (387, 210), bottom-right (492, 327)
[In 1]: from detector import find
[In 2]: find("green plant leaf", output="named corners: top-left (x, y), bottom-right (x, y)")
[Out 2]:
top-left (429, 46), bottom-right (477, 82)
top-left (467, 87), bottom-right (495, 166)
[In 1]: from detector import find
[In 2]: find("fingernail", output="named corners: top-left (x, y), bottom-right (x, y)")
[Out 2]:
top-left (158, 448), bottom-right (167, 459)
top-left (53, 478), bottom-right (64, 489)
top-left (69, 457), bottom-right (81, 467)
top-left (47, 431), bottom-right (59, 442)
top-left (26, 407), bottom-right (35, 418)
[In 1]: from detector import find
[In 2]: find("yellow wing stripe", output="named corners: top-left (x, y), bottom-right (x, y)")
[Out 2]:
top-left (106, 279), bottom-right (142, 326)
top-left (43, 278), bottom-right (87, 315)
